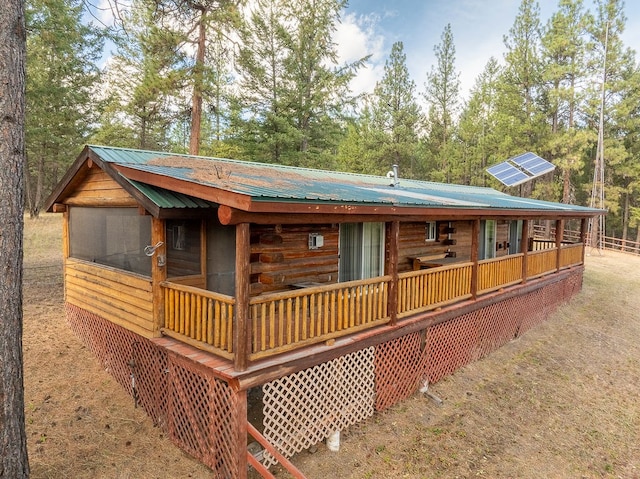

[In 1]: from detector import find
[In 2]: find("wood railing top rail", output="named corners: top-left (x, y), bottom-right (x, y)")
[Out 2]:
top-left (478, 253), bottom-right (524, 265)
top-left (249, 275), bottom-right (392, 304)
top-left (398, 261), bottom-right (473, 279)
top-left (160, 281), bottom-right (236, 304)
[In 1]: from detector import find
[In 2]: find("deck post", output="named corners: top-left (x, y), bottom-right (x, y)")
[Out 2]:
top-left (387, 221), bottom-right (400, 325)
top-left (235, 389), bottom-right (248, 479)
top-left (470, 219), bottom-right (479, 299)
top-left (555, 219), bottom-right (564, 271)
top-left (521, 219), bottom-right (529, 283)
top-left (151, 217), bottom-right (167, 334)
top-left (580, 218), bottom-right (588, 263)
top-left (234, 222), bottom-right (251, 372)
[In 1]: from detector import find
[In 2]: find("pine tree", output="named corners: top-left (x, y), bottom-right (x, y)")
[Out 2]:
top-left (371, 41), bottom-right (422, 178)
top-left (498, 0), bottom-right (546, 156)
top-left (540, 0), bottom-right (592, 203)
top-left (25, 0), bottom-right (105, 217)
top-left (97, 0), bottom-right (186, 151)
top-left (237, 0), bottom-right (365, 167)
top-left (584, 0), bottom-right (637, 234)
top-left (0, 0), bottom-right (29, 474)
top-left (458, 57), bottom-right (503, 186)
top-left (424, 23), bottom-right (461, 182)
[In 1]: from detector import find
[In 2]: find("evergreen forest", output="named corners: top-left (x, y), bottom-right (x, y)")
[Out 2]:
top-left (25, 0), bottom-right (640, 245)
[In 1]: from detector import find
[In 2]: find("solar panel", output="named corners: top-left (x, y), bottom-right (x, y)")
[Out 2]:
top-left (486, 162), bottom-right (531, 187)
top-left (486, 152), bottom-right (555, 187)
top-left (510, 152), bottom-right (555, 176)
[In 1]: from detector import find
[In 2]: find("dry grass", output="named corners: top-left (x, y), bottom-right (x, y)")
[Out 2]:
top-left (23, 214), bottom-right (640, 478)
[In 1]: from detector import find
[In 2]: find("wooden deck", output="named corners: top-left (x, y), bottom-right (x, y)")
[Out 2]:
top-left (157, 243), bottom-right (584, 371)
top-left (151, 261), bottom-right (584, 391)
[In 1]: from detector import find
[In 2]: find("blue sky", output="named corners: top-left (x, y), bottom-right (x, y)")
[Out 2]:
top-left (335, 0), bottom-right (640, 100)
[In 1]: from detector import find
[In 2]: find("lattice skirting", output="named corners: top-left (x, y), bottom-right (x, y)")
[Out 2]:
top-left (65, 304), bottom-right (240, 478)
top-left (66, 269), bottom-right (582, 474)
top-left (260, 270), bottom-right (583, 466)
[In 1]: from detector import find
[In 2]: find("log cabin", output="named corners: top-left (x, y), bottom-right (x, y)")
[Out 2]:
top-left (45, 145), bottom-right (603, 478)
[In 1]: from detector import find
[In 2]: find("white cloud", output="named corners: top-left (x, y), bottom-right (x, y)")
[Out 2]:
top-left (334, 12), bottom-right (387, 96)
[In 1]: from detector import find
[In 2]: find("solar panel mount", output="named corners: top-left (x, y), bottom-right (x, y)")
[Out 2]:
top-left (486, 152), bottom-right (555, 187)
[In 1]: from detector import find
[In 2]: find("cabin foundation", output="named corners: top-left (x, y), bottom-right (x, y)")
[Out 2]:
top-left (65, 266), bottom-right (582, 477)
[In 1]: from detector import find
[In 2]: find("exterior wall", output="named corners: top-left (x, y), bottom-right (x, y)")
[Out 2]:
top-left (65, 258), bottom-right (155, 337)
top-left (397, 220), bottom-right (474, 271)
top-left (249, 220), bottom-right (474, 294)
top-left (64, 267), bottom-right (584, 475)
top-left (64, 167), bottom-right (137, 207)
top-left (250, 223), bottom-right (339, 295)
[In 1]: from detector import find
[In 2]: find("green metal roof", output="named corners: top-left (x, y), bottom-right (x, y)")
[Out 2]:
top-left (87, 145), bottom-right (602, 215)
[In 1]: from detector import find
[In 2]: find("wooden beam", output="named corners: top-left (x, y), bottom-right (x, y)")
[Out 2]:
top-left (387, 221), bottom-right (400, 326)
top-left (234, 223), bottom-right (251, 372)
top-left (580, 218), bottom-right (588, 263)
top-left (521, 219), bottom-right (529, 284)
top-left (218, 204), bottom-right (596, 226)
top-left (151, 217), bottom-right (167, 333)
top-left (555, 219), bottom-right (564, 271)
top-left (470, 219), bottom-right (479, 299)
top-left (235, 389), bottom-right (248, 479)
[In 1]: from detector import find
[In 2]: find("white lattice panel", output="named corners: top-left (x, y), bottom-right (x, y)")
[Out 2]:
top-left (261, 347), bottom-right (375, 467)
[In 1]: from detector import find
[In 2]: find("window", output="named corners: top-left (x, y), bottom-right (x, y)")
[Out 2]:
top-left (425, 221), bottom-right (437, 242)
top-left (69, 207), bottom-right (152, 276)
top-left (339, 222), bottom-right (385, 282)
top-left (479, 220), bottom-right (496, 260)
top-left (206, 220), bottom-right (236, 296)
top-left (509, 220), bottom-right (523, 254)
top-left (166, 219), bottom-right (202, 277)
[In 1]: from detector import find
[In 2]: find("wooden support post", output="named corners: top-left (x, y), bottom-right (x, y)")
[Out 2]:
top-left (387, 221), bottom-right (400, 326)
top-left (580, 218), bottom-right (588, 263)
top-left (235, 388), bottom-right (248, 479)
top-left (470, 219), bottom-right (479, 299)
top-left (234, 223), bottom-right (251, 372)
top-left (521, 219), bottom-right (529, 283)
top-left (555, 219), bottom-right (564, 271)
top-left (151, 217), bottom-right (167, 334)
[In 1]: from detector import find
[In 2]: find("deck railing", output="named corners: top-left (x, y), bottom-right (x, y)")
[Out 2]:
top-left (559, 243), bottom-right (584, 268)
top-left (161, 281), bottom-right (235, 359)
top-left (526, 248), bottom-right (558, 278)
top-left (397, 262), bottom-right (473, 318)
top-left (477, 254), bottom-right (524, 294)
top-left (159, 243), bottom-right (583, 363)
top-left (248, 276), bottom-right (391, 360)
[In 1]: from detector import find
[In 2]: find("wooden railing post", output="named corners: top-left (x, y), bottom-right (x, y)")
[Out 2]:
top-left (555, 219), bottom-right (563, 271)
top-left (521, 219), bottom-right (529, 283)
top-left (580, 218), bottom-right (588, 263)
top-left (387, 221), bottom-right (399, 325)
top-left (234, 223), bottom-right (251, 372)
top-left (151, 217), bottom-right (167, 334)
top-left (471, 219), bottom-right (479, 299)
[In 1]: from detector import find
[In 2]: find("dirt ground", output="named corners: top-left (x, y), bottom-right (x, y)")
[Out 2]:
top-left (23, 214), bottom-right (640, 478)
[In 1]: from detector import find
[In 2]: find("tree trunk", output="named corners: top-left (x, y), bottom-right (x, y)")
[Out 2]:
top-left (0, 0), bottom-right (30, 475)
top-left (622, 191), bottom-right (629, 251)
top-left (189, 9), bottom-right (207, 156)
